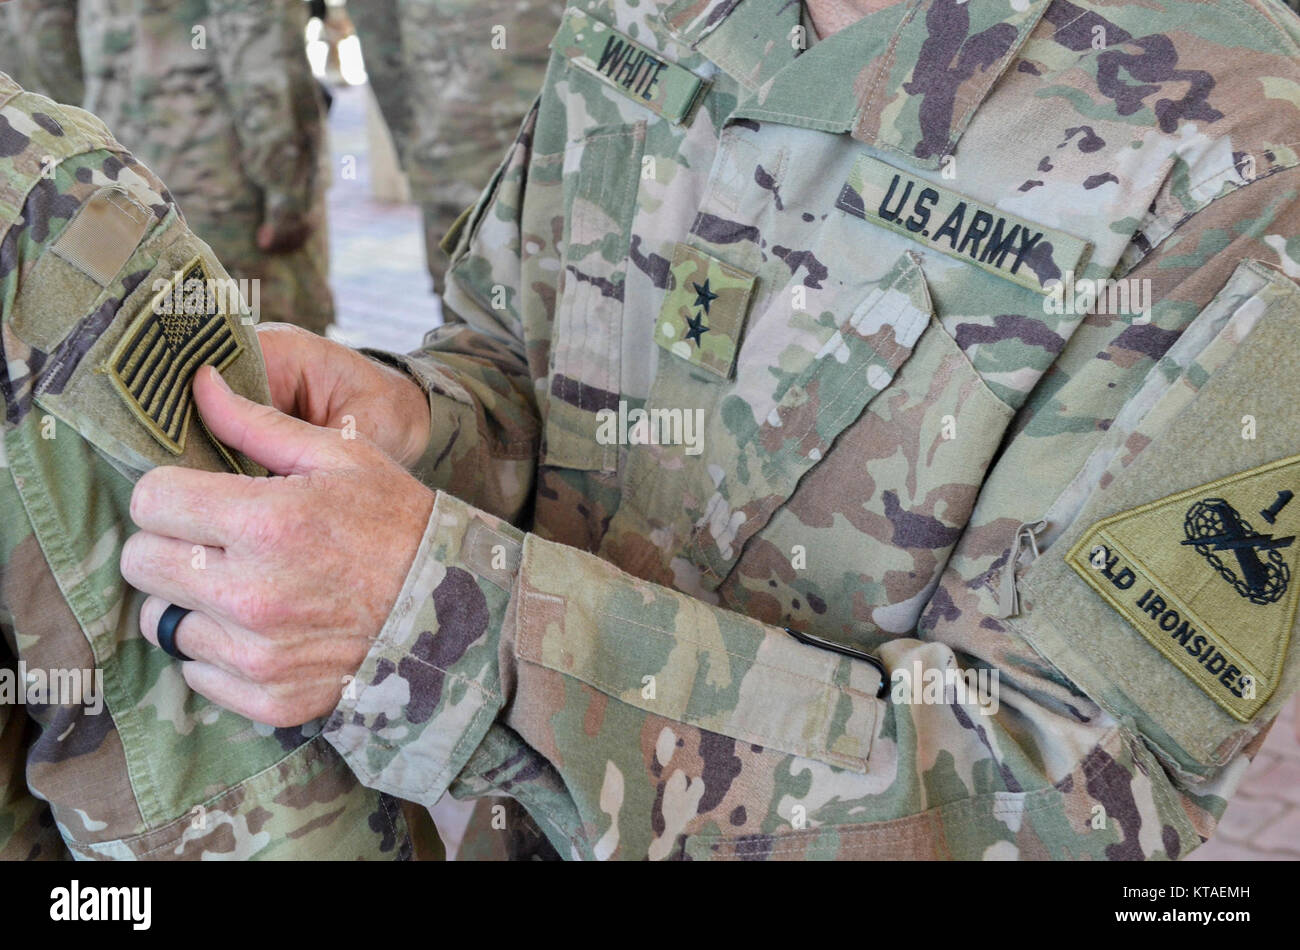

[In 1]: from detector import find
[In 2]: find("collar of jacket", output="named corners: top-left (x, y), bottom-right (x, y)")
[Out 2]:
top-left (661, 0), bottom-right (1051, 170)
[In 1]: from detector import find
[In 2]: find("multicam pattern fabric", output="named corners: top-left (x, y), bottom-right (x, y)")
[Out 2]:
top-left (79, 0), bottom-right (334, 332)
top-left (0, 0), bottom-right (83, 106)
top-left (326, 0), bottom-right (1300, 859)
top-left (0, 76), bottom-right (440, 860)
top-left (349, 0), bottom-right (561, 293)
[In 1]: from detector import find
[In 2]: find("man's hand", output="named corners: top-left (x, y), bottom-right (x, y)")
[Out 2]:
top-left (258, 322), bottom-right (431, 467)
top-left (256, 209), bottom-right (313, 254)
top-left (122, 365), bottom-right (436, 727)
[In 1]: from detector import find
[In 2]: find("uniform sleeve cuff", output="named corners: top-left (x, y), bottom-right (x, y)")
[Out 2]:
top-left (322, 491), bottom-right (523, 807)
top-left (356, 347), bottom-right (484, 489)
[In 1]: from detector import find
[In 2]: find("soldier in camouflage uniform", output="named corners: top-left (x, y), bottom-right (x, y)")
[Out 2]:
top-left (0, 0), bottom-right (84, 106)
top-left (78, 0), bottom-right (335, 334)
top-left (0, 75), bottom-right (445, 859)
top-left (7, 0), bottom-right (1300, 862)
top-left (349, 0), bottom-right (559, 295)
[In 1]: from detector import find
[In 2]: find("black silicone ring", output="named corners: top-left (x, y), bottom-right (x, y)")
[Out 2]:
top-left (157, 604), bottom-right (194, 662)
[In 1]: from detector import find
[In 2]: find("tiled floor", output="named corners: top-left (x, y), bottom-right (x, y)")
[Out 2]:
top-left (1187, 711), bottom-right (1300, 860)
top-left (325, 84), bottom-right (441, 354)
top-left (323, 81), bottom-right (1300, 862)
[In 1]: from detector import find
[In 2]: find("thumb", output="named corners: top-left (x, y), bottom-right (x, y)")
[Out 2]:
top-left (193, 366), bottom-right (335, 475)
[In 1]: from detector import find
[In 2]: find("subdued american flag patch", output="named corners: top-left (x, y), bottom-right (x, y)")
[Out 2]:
top-left (106, 255), bottom-right (243, 455)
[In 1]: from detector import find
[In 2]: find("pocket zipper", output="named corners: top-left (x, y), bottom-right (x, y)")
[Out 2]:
top-left (998, 519), bottom-right (1048, 618)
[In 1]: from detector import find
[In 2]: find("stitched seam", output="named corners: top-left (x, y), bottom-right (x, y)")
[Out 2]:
top-left (857, 0), bottom-right (917, 137)
top-left (944, 11), bottom-right (1044, 149)
top-left (427, 699), bottom-right (498, 796)
top-left (371, 650), bottom-right (503, 704)
top-left (690, 333), bottom-right (901, 568)
top-left (520, 588), bottom-right (877, 699)
top-left (468, 772), bottom-right (587, 857)
top-left (1021, 276), bottom-right (1275, 545)
top-left (7, 421), bottom-right (157, 827)
top-left (698, 786), bottom-right (1063, 855)
top-left (377, 791), bottom-right (401, 843)
top-left (521, 644), bottom-right (870, 768)
top-left (128, 738), bottom-right (330, 857)
top-left (1046, 10), bottom-right (1091, 42)
top-left (1143, 154), bottom-right (1300, 244)
top-left (515, 586), bottom-right (870, 765)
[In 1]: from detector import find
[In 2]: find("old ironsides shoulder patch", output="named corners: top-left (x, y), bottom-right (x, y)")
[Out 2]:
top-left (106, 255), bottom-right (243, 455)
top-left (1066, 455), bottom-right (1300, 722)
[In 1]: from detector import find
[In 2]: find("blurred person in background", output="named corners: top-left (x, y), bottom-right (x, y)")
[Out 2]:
top-left (79, 0), bottom-right (335, 333)
top-left (347, 0), bottom-right (559, 296)
top-left (0, 0), bottom-right (83, 105)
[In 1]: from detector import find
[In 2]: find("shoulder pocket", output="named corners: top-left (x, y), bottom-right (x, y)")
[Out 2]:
top-left (1007, 261), bottom-right (1300, 779)
top-left (31, 218), bottom-right (271, 479)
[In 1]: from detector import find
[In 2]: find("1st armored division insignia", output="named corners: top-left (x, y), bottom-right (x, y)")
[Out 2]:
top-left (1183, 496), bottom-right (1293, 605)
top-left (1066, 455), bottom-right (1300, 721)
top-left (105, 255), bottom-right (243, 455)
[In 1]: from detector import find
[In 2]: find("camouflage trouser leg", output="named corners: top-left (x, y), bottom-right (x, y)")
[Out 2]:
top-left (349, 0), bottom-right (413, 164)
top-left (399, 0), bottom-right (559, 294)
top-left (185, 199), bottom-right (336, 335)
top-left (0, 0), bottom-right (83, 105)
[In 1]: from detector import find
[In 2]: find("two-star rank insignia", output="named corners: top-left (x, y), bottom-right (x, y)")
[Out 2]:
top-left (1067, 454), bottom-right (1300, 721)
top-left (106, 255), bottom-right (242, 456)
top-left (654, 244), bottom-right (756, 379)
top-left (683, 280), bottom-right (716, 346)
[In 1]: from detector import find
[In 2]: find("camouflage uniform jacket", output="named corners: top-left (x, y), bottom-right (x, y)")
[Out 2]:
top-left (326, 0), bottom-right (1300, 860)
top-left (80, 0), bottom-right (324, 230)
top-left (349, 0), bottom-right (562, 292)
top-left (0, 75), bottom-right (441, 859)
top-left (75, 0), bottom-right (334, 332)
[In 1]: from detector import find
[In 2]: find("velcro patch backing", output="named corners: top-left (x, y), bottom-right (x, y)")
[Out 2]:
top-left (653, 243), bottom-right (756, 379)
top-left (836, 154), bottom-right (1090, 294)
top-left (553, 8), bottom-right (706, 125)
top-left (52, 187), bottom-right (153, 286)
top-left (1067, 454), bottom-right (1300, 721)
top-left (105, 255), bottom-right (243, 457)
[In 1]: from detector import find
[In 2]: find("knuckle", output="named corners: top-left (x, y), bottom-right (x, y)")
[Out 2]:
top-left (119, 534), bottom-right (144, 580)
top-left (235, 504), bottom-right (281, 553)
top-left (226, 578), bottom-right (295, 633)
top-left (129, 468), bottom-right (166, 524)
top-left (239, 643), bottom-right (283, 684)
top-left (120, 533), bottom-right (163, 585)
top-left (138, 597), bottom-right (162, 637)
top-left (226, 583), bottom-right (275, 629)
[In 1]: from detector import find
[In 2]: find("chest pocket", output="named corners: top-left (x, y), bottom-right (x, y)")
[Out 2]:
top-left (542, 120), bottom-right (646, 472)
top-left (615, 240), bottom-right (1014, 627)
